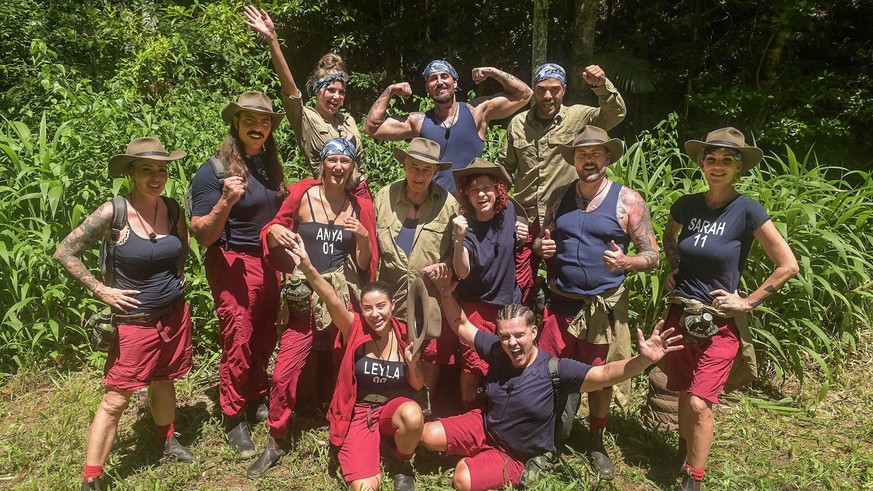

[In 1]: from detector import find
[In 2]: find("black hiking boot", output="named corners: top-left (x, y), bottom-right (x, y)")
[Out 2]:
top-left (162, 432), bottom-right (195, 463)
top-left (247, 436), bottom-right (285, 478)
top-left (81, 477), bottom-right (101, 491)
top-left (247, 401), bottom-right (270, 424)
top-left (588, 432), bottom-right (615, 480)
top-left (391, 456), bottom-right (415, 491)
top-left (227, 420), bottom-right (256, 458)
top-left (678, 472), bottom-right (702, 491)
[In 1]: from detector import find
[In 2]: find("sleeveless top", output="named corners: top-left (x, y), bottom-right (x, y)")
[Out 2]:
top-left (420, 103), bottom-right (484, 194)
top-left (355, 343), bottom-right (409, 400)
top-left (553, 181), bottom-right (629, 296)
top-left (114, 203), bottom-right (184, 314)
top-left (296, 189), bottom-right (354, 273)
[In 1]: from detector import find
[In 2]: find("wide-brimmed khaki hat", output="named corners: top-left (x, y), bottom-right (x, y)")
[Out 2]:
top-left (107, 137), bottom-right (186, 177)
top-left (406, 276), bottom-right (443, 355)
top-left (392, 137), bottom-right (452, 171)
top-left (684, 127), bottom-right (763, 172)
top-left (559, 125), bottom-right (624, 165)
top-left (452, 157), bottom-right (512, 190)
top-left (221, 91), bottom-right (285, 129)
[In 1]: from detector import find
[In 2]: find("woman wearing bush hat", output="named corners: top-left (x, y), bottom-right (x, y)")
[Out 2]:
top-left (450, 158), bottom-right (528, 408)
top-left (246, 138), bottom-right (377, 477)
top-left (661, 127), bottom-right (798, 490)
top-left (53, 137), bottom-right (194, 490)
top-left (243, 5), bottom-right (371, 200)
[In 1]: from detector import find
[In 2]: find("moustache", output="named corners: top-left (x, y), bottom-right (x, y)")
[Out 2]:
top-left (247, 131), bottom-right (265, 138)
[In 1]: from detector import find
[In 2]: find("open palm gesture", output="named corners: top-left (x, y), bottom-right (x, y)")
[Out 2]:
top-left (243, 5), bottom-right (276, 40)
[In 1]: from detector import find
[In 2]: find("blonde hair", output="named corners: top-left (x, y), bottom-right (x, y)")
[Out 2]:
top-left (306, 53), bottom-right (349, 95)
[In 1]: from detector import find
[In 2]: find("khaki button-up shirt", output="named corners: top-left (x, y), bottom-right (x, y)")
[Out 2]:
top-left (374, 180), bottom-right (458, 323)
top-left (500, 79), bottom-right (626, 226)
top-left (282, 91), bottom-right (363, 177)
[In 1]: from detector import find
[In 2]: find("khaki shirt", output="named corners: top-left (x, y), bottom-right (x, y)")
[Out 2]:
top-left (500, 79), bottom-right (626, 226)
top-left (282, 91), bottom-right (363, 177)
top-left (374, 181), bottom-right (458, 323)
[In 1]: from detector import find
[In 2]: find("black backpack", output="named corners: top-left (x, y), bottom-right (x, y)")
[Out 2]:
top-left (184, 156), bottom-right (227, 217)
top-left (99, 196), bottom-right (181, 287)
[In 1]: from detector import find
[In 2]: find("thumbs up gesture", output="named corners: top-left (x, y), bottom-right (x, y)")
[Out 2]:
top-left (603, 240), bottom-right (626, 271)
top-left (536, 228), bottom-right (557, 259)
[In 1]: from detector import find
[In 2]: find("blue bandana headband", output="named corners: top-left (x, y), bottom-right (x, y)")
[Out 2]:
top-left (422, 60), bottom-right (458, 81)
top-left (311, 73), bottom-right (347, 95)
top-left (320, 138), bottom-right (357, 161)
top-left (533, 63), bottom-right (567, 85)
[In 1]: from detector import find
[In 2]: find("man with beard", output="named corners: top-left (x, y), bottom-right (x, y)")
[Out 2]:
top-left (189, 91), bottom-right (287, 457)
top-left (500, 62), bottom-right (626, 307)
top-left (365, 60), bottom-right (532, 194)
top-left (534, 125), bottom-right (659, 480)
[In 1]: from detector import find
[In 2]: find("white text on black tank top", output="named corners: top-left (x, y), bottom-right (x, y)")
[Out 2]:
top-left (363, 358), bottom-right (402, 385)
top-left (316, 226), bottom-right (345, 255)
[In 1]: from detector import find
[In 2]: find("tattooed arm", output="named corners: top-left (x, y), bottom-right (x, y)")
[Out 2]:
top-left (608, 187), bottom-right (659, 272)
top-left (176, 205), bottom-right (190, 284)
top-left (469, 67), bottom-right (533, 125)
top-left (364, 83), bottom-right (423, 140)
top-left (662, 215), bottom-right (682, 291)
top-left (52, 202), bottom-right (142, 311)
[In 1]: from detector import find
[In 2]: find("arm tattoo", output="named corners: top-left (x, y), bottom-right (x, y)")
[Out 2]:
top-left (365, 88), bottom-right (393, 126)
top-left (494, 69), bottom-right (527, 98)
top-left (619, 190), bottom-right (658, 271)
top-left (54, 203), bottom-right (111, 292)
top-left (664, 239), bottom-right (680, 270)
top-left (750, 285), bottom-right (777, 307)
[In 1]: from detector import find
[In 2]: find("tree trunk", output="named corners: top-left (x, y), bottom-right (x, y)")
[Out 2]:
top-left (532, 0), bottom-right (549, 81)
top-left (568, 0), bottom-right (598, 103)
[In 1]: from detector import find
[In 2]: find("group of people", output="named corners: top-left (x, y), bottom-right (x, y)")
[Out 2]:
top-left (53, 6), bottom-right (799, 491)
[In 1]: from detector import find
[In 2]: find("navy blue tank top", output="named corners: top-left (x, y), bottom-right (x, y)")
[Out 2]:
top-left (420, 103), bottom-right (484, 194)
top-left (114, 215), bottom-right (184, 314)
top-left (553, 181), bottom-right (629, 296)
top-left (355, 353), bottom-right (409, 400)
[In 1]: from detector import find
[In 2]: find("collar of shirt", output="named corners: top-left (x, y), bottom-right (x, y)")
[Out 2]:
top-left (525, 104), bottom-right (566, 129)
top-left (392, 181), bottom-right (443, 209)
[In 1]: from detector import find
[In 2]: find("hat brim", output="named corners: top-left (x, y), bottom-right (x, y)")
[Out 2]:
top-left (406, 276), bottom-right (442, 355)
top-left (684, 140), bottom-right (763, 173)
top-left (107, 150), bottom-right (187, 177)
top-left (392, 147), bottom-right (452, 171)
top-left (559, 138), bottom-right (624, 165)
top-left (222, 102), bottom-right (285, 130)
top-left (452, 163), bottom-right (512, 191)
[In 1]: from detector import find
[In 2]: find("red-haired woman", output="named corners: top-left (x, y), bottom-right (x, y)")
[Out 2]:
top-left (450, 158), bottom-right (528, 407)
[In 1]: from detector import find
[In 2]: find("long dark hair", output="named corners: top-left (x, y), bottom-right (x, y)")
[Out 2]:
top-left (218, 123), bottom-right (288, 199)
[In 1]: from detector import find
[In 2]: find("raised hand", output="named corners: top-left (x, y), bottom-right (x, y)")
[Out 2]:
top-left (242, 5), bottom-right (276, 41)
top-left (515, 220), bottom-right (529, 243)
top-left (285, 232), bottom-right (312, 270)
top-left (472, 67), bottom-right (494, 84)
top-left (582, 65), bottom-right (606, 87)
top-left (341, 216), bottom-right (369, 238)
top-left (602, 240), bottom-right (626, 271)
top-left (389, 82), bottom-right (413, 99)
top-left (637, 320), bottom-right (684, 364)
top-left (452, 215), bottom-right (468, 238)
top-left (221, 176), bottom-right (246, 207)
top-left (538, 228), bottom-right (556, 258)
top-left (268, 223), bottom-right (297, 249)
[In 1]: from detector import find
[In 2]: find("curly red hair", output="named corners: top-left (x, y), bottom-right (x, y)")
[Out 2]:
top-left (456, 173), bottom-right (509, 216)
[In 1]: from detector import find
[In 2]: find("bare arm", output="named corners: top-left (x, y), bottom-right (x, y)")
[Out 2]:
top-left (711, 219), bottom-right (799, 312)
top-left (190, 176), bottom-right (245, 247)
top-left (364, 83), bottom-right (423, 140)
top-left (53, 203), bottom-right (141, 311)
top-left (342, 215), bottom-right (372, 272)
top-left (287, 233), bottom-right (356, 338)
top-left (451, 216), bottom-right (471, 279)
top-left (403, 344), bottom-right (425, 391)
top-left (469, 67), bottom-right (533, 122)
top-left (176, 207), bottom-right (189, 282)
top-left (662, 215), bottom-right (682, 291)
top-left (580, 321), bottom-right (683, 392)
top-left (434, 278), bottom-right (479, 347)
top-left (607, 187), bottom-right (659, 272)
top-left (244, 6), bottom-right (300, 99)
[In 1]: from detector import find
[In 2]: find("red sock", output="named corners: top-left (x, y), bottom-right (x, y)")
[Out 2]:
top-left (155, 422), bottom-right (175, 440)
top-left (82, 465), bottom-right (103, 480)
top-left (685, 464), bottom-right (705, 481)
top-left (394, 449), bottom-right (413, 461)
top-left (678, 437), bottom-right (687, 451)
top-left (589, 415), bottom-right (608, 433)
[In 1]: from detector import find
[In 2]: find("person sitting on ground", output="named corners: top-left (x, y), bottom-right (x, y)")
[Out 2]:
top-left (284, 232), bottom-right (425, 491)
top-left (450, 158), bottom-right (527, 408)
top-left (54, 137), bottom-right (194, 490)
top-left (419, 276), bottom-right (683, 491)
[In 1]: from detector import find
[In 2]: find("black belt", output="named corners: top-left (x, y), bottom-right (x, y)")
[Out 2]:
top-left (113, 297), bottom-right (184, 325)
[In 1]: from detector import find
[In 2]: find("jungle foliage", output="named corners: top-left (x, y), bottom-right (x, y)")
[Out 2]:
top-left (0, 1), bottom-right (871, 391)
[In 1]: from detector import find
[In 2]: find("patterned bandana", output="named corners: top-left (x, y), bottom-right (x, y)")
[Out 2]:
top-left (320, 138), bottom-right (357, 161)
top-left (311, 73), bottom-right (347, 95)
top-left (533, 63), bottom-right (567, 85)
top-left (422, 60), bottom-right (458, 81)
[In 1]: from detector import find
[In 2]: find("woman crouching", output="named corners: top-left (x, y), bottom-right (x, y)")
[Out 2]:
top-left (286, 232), bottom-right (424, 491)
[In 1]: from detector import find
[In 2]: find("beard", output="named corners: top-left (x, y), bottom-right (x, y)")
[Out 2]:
top-left (431, 92), bottom-right (454, 104)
